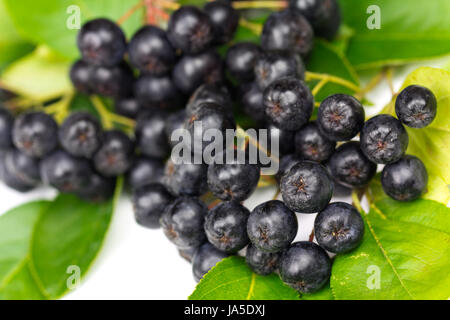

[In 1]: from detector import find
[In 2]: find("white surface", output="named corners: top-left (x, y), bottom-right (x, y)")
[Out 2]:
top-left (0, 58), bottom-right (447, 300)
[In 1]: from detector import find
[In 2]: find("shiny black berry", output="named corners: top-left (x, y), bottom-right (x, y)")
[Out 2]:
top-left (160, 197), bottom-right (208, 249)
top-left (12, 112), bottom-right (58, 158)
top-left (327, 141), bottom-right (376, 188)
top-left (135, 111), bottom-right (169, 159)
top-left (127, 156), bottom-right (164, 190)
top-left (314, 202), bottom-right (364, 253)
top-left (186, 84), bottom-right (232, 116)
top-left (167, 6), bottom-right (214, 54)
top-left (381, 155), bottom-right (428, 201)
top-left (205, 201), bottom-right (250, 253)
top-left (294, 122), bottom-right (335, 162)
top-left (317, 94), bottom-right (365, 141)
top-left (70, 60), bottom-right (94, 94)
top-left (114, 97), bottom-right (142, 119)
top-left (192, 242), bottom-right (228, 282)
top-left (267, 123), bottom-right (296, 156)
top-left (91, 62), bottom-right (134, 98)
top-left (261, 10), bottom-right (314, 57)
top-left (164, 160), bottom-right (207, 197)
top-left (77, 18), bottom-right (126, 67)
top-left (1, 149), bottom-right (40, 192)
top-left (246, 244), bottom-right (281, 276)
top-left (280, 161), bottom-right (333, 213)
top-left (132, 182), bottom-right (174, 229)
top-left (226, 43), bottom-right (261, 82)
top-left (59, 112), bottom-right (103, 159)
top-left (0, 107), bottom-right (13, 149)
top-left (77, 173), bottom-right (115, 203)
top-left (279, 241), bottom-right (331, 293)
top-left (395, 85), bottom-right (437, 128)
top-left (165, 109), bottom-right (187, 147)
top-left (264, 77), bottom-right (314, 131)
top-left (128, 26), bottom-right (176, 76)
top-left (204, 0), bottom-right (239, 44)
top-left (360, 114), bottom-right (409, 164)
top-left (238, 82), bottom-right (265, 123)
top-left (134, 74), bottom-right (182, 110)
top-left (276, 153), bottom-right (302, 182)
top-left (247, 200), bottom-right (298, 253)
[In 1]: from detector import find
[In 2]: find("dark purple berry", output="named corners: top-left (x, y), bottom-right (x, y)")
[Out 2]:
top-left (164, 160), bottom-right (207, 197)
top-left (77, 173), bottom-right (115, 203)
top-left (114, 97), bottom-right (142, 119)
top-left (1, 149), bottom-right (40, 192)
top-left (186, 83), bottom-right (232, 116)
top-left (276, 153), bottom-right (302, 182)
top-left (91, 62), bottom-right (134, 98)
top-left (204, 0), bottom-right (239, 44)
top-left (134, 74), bottom-right (182, 110)
top-left (135, 111), bottom-right (169, 159)
top-left (192, 242), bottom-right (228, 282)
top-left (0, 107), bottom-right (13, 149)
top-left (246, 244), bottom-right (281, 275)
top-left (395, 85), bottom-right (437, 128)
top-left (294, 122), bottom-right (336, 162)
top-left (239, 82), bottom-right (265, 123)
top-left (226, 43), bottom-right (261, 82)
top-left (165, 109), bottom-right (187, 147)
top-left (127, 156), bottom-right (164, 190)
top-left (70, 60), bottom-right (94, 94)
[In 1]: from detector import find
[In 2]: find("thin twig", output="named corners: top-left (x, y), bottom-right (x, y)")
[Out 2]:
top-left (305, 72), bottom-right (361, 93)
top-left (239, 18), bottom-right (263, 35)
top-left (232, 1), bottom-right (288, 10)
top-left (311, 78), bottom-right (328, 96)
top-left (117, 1), bottom-right (145, 25)
top-left (90, 95), bottom-right (113, 129)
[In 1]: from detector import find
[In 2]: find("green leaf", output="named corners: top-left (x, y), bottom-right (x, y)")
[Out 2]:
top-left (331, 198), bottom-right (450, 300)
top-left (339, 0), bottom-right (450, 70)
top-left (4, 0), bottom-right (143, 60)
top-left (0, 178), bottom-right (122, 299)
top-left (2, 46), bottom-right (72, 101)
top-left (189, 256), bottom-right (300, 300)
top-left (380, 67), bottom-right (450, 204)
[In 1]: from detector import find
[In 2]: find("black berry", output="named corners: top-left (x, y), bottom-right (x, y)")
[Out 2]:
top-left (204, 0), bottom-right (239, 45)
top-left (114, 97), bottom-right (142, 119)
top-left (226, 43), bottom-right (261, 82)
top-left (164, 160), bottom-right (208, 197)
top-left (70, 60), bottom-right (94, 94)
top-left (267, 123), bottom-right (296, 156)
top-left (395, 85), bottom-right (437, 128)
top-left (186, 84), bottom-right (232, 116)
top-left (91, 62), bottom-right (134, 98)
top-left (0, 107), bottom-right (13, 149)
top-left (246, 244), bottom-right (281, 276)
top-left (238, 82), bottom-right (265, 123)
top-left (1, 149), bottom-right (40, 192)
top-left (135, 111), bottom-right (170, 159)
top-left (276, 153), bottom-right (302, 182)
top-left (192, 242), bottom-right (228, 282)
top-left (127, 156), bottom-right (164, 190)
top-left (165, 109), bottom-right (187, 147)
top-left (77, 173), bottom-right (115, 203)
top-left (134, 74), bottom-right (182, 110)
top-left (294, 122), bottom-right (336, 162)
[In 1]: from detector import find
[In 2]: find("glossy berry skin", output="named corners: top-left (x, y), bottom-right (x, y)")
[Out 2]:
top-left (294, 122), bottom-right (335, 162)
top-left (239, 82), bottom-right (265, 123)
top-left (247, 200), bottom-right (298, 253)
top-left (135, 111), bottom-right (169, 159)
top-left (205, 201), bottom-right (250, 253)
top-left (164, 160), bottom-right (207, 197)
top-left (246, 244), bottom-right (281, 276)
top-left (134, 74), bottom-right (182, 110)
top-left (12, 112), bottom-right (58, 158)
top-left (172, 50), bottom-right (223, 94)
top-left (289, 0), bottom-right (341, 40)
top-left (77, 18), bottom-right (126, 67)
top-left (93, 130), bottom-right (134, 177)
top-left (114, 97), bottom-right (141, 119)
top-left (127, 156), bottom-right (164, 190)
top-left (132, 182), bottom-right (174, 229)
top-left (264, 77), bottom-right (314, 131)
top-left (77, 173), bottom-right (115, 203)
top-left (1, 149), bottom-right (40, 192)
top-left (381, 155), bottom-right (428, 201)
top-left (267, 123), bottom-right (295, 156)
top-left (186, 84), bottom-right (232, 116)
top-left (254, 52), bottom-right (305, 90)
top-left (204, 1), bottom-right (239, 45)
top-left (276, 153), bottom-right (302, 182)
top-left (167, 6), bottom-right (214, 54)
top-left (395, 85), bottom-right (437, 128)
top-left (281, 161), bottom-right (333, 213)
top-left (165, 109), bottom-right (187, 147)
top-left (226, 43), bottom-right (261, 82)
top-left (279, 241), bottom-right (331, 293)
top-left (192, 242), bottom-right (228, 282)
top-left (360, 114), bottom-right (409, 164)
top-left (207, 156), bottom-right (260, 202)
top-left (59, 112), bottom-right (103, 159)
top-left (91, 62), bottom-right (134, 98)
top-left (70, 60), bottom-right (94, 94)
top-left (178, 244), bottom-right (201, 263)
top-left (160, 197), bottom-right (208, 249)
top-left (317, 94), bottom-right (365, 141)
top-left (128, 26), bottom-right (176, 76)
top-left (261, 10), bottom-right (314, 57)
top-left (327, 141), bottom-right (376, 188)
top-left (40, 150), bottom-right (92, 194)
top-left (314, 202), bottom-right (364, 253)
top-left (0, 107), bottom-right (14, 149)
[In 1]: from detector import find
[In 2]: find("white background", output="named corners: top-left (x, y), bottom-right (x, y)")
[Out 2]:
top-left (0, 58), bottom-right (446, 300)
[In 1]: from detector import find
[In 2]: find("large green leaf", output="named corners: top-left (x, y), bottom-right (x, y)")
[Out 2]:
top-left (4, 0), bottom-right (143, 60)
top-left (339, 0), bottom-right (450, 69)
top-left (331, 197), bottom-right (450, 300)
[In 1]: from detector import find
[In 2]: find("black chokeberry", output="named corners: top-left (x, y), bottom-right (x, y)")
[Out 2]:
top-left (77, 18), bottom-right (126, 67)
top-left (246, 244), bottom-right (281, 276)
top-left (238, 82), bottom-right (265, 123)
top-left (167, 6), bottom-right (214, 54)
top-left (267, 123), bottom-right (295, 156)
top-left (114, 97), bottom-right (142, 119)
top-left (314, 202), bottom-right (364, 253)
top-left (327, 141), bottom-right (377, 188)
top-left (204, 201), bottom-right (250, 253)
top-left (225, 43), bottom-right (261, 82)
top-left (247, 200), bottom-right (298, 253)
top-left (59, 111), bottom-right (103, 159)
top-left (40, 150), bottom-right (92, 193)
top-left (186, 84), bottom-right (232, 116)
top-left (279, 241), bottom-right (331, 293)
top-left (360, 114), bottom-right (409, 164)
top-left (264, 77), bottom-right (314, 131)
top-left (172, 50), bottom-right (223, 94)
top-left (280, 161), bottom-right (333, 213)
top-left (77, 173), bottom-right (115, 203)
top-left (1, 149), bottom-right (40, 192)
top-left (381, 155), bottom-right (428, 201)
top-left (0, 107), bottom-right (14, 149)
top-left (12, 111), bottom-right (58, 158)
top-left (204, 0), bottom-right (239, 45)
top-left (134, 74), bottom-right (182, 110)
top-left (135, 111), bottom-right (170, 159)
top-left (132, 182), bottom-right (174, 229)
top-left (164, 160), bottom-right (208, 197)
top-left (160, 197), bottom-right (208, 249)
top-left (395, 85), bottom-right (437, 128)
top-left (294, 122), bottom-right (335, 162)
top-left (127, 156), bottom-right (164, 190)
top-left (128, 26), bottom-right (176, 76)
top-left (93, 130), bottom-right (134, 177)
top-left (179, 244), bottom-right (201, 263)
top-left (91, 62), bottom-right (134, 98)
top-left (261, 10), bottom-right (314, 57)
top-left (70, 60), bottom-right (94, 94)
top-left (192, 242), bottom-right (228, 282)
top-left (276, 153), bottom-right (302, 182)
top-left (165, 109), bottom-right (187, 147)
top-left (254, 52), bottom-right (305, 90)
top-left (317, 94), bottom-right (365, 141)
